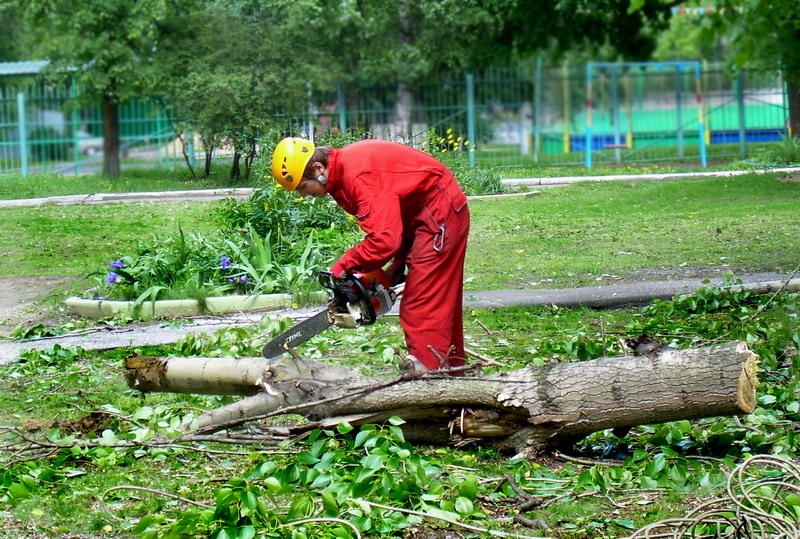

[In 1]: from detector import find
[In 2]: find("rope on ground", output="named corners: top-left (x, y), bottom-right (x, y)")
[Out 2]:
top-left (628, 454), bottom-right (800, 538)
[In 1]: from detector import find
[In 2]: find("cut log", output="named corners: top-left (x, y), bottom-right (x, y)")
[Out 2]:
top-left (124, 341), bottom-right (759, 455)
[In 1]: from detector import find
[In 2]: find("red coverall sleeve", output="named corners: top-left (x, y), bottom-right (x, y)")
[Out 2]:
top-left (331, 180), bottom-right (403, 275)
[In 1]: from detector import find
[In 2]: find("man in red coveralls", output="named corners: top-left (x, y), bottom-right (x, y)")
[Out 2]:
top-left (271, 137), bottom-right (470, 373)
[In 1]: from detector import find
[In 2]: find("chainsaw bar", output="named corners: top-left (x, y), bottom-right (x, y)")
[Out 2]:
top-left (262, 309), bottom-right (333, 359)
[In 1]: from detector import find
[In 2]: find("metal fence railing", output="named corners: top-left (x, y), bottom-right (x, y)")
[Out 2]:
top-left (0, 61), bottom-right (790, 176)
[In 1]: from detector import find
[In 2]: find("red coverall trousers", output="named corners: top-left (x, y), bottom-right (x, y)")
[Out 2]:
top-left (400, 183), bottom-right (470, 371)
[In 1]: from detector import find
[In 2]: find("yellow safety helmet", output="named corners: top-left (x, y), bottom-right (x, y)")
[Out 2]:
top-left (272, 137), bottom-right (315, 191)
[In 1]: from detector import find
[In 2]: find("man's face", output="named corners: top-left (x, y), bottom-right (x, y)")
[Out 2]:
top-left (296, 162), bottom-right (328, 198)
top-left (297, 178), bottom-right (326, 198)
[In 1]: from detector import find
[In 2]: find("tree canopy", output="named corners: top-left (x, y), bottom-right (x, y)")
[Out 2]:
top-left (7, 0), bottom-right (799, 173)
top-left (15, 0), bottom-right (205, 176)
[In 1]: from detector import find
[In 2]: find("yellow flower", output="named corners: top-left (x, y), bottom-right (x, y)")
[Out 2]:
top-left (263, 203), bottom-right (269, 211)
top-left (447, 127), bottom-right (453, 134)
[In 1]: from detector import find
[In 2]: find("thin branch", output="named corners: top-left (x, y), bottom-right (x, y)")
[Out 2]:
top-left (474, 319), bottom-right (494, 335)
top-left (554, 450), bottom-right (624, 467)
top-left (353, 498), bottom-right (554, 539)
top-left (101, 485), bottom-right (212, 509)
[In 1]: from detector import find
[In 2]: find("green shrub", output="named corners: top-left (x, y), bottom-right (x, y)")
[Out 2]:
top-left (757, 135), bottom-right (800, 165)
top-left (419, 127), bottom-right (504, 195)
top-left (454, 165), bottom-right (504, 195)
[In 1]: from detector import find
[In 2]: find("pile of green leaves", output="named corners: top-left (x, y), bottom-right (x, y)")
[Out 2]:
top-left (134, 419), bottom-right (470, 537)
top-left (1, 278), bottom-right (799, 537)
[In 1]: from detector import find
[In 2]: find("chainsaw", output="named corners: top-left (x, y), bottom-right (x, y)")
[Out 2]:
top-left (262, 269), bottom-right (398, 358)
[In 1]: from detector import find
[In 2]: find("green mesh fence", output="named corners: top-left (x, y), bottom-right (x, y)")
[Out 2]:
top-left (0, 61), bottom-right (791, 176)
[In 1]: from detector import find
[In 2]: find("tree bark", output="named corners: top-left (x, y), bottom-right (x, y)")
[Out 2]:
top-left (787, 79), bottom-right (800, 137)
top-left (393, 0), bottom-right (414, 141)
top-left (101, 93), bottom-right (120, 178)
top-left (125, 341), bottom-right (758, 455)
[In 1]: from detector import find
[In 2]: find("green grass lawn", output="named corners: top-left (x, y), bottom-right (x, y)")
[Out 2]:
top-left (0, 201), bottom-right (218, 278)
top-left (1, 171), bottom-right (798, 296)
top-left (466, 172), bottom-right (800, 290)
top-left (1, 166), bottom-right (799, 538)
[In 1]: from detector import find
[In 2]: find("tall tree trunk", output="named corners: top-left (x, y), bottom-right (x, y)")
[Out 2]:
top-left (102, 93), bottom-right (120, 178)
top-left (787, 80), bottom-right (800, 136)
top-left (393, 0), bottom-right (414, 140)
top-left (179, 134), bottom-right (197, 179)
top-left (204, 146), bottom-right (214, 178)
top-left (394, 83), bottom-right (413, 142)
top-left (244, 139), bottom-right (256, 181)
top-left (230, 152), bottom-right (241, 179)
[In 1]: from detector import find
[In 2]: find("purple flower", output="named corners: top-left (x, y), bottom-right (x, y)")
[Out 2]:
top-left (227, 277), bottom-right (235, 283)
top-left (240, 275), bottom-right (249, 283)
top-left (110, 260), bottom-right (125, 269)
top-left (220, 256), bottom-right (231, 269)
top-left (106, 272), bottom-right (119, 284)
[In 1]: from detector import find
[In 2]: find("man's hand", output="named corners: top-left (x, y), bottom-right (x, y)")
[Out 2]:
top-left (386, 261), bottom-right (406, 286)
top-left (330, 262), bottom-right (348, 280)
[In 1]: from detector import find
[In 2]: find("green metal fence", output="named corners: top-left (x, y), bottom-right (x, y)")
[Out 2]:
top-left (0, 61), bottom-right (790, 176)
top-left (312, 61), bottom-right (788, 170)
top-left (0, 82), bottom-right (183, 176)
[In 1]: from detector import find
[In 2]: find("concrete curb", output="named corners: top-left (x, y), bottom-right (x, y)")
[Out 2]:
top-left (0, 187), bottom-right (254, 208)
top-left (64, 291), bottom-right (328, 319)
top-left (2, 167), bottom-right (798, 208)
top-left (501, 166), bottom-right (800, 188)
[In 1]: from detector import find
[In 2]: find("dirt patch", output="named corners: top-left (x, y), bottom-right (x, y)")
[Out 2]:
top-left (0, 275), bottom-right (75, 337)
top-left (778, 172), bottom-right (800, 182)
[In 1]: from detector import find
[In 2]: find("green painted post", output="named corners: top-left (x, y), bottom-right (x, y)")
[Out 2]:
top-left (187, 131), bottom-right (195, 167)
top-left (71, 79), bottom-right (80, 175)
top-left (466, 72), bottom-right (476, 168)
top-left (675, 67), bottom-right (684, 159)
top-left (611, 66), bottom-right (622, 163)
top-left (337, 83), bottom-right (347, 132)
top-left (585, 63), bottom-right (593, 169)
top-left (533, 56), bottom-right (542, 164)
top-left (17, 91), bottom-right (28, 177)
top-left (736, 70), bottom-right (747, 158)
top-left (157, 113), bottom-right (164, 168)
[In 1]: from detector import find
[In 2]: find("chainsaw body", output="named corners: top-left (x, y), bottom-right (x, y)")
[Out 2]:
top-left (321, 269), bottom-right (396, 329)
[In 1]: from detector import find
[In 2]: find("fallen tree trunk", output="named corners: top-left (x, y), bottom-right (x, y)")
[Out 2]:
top-left (124, 341), bottom-right (759, 455)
